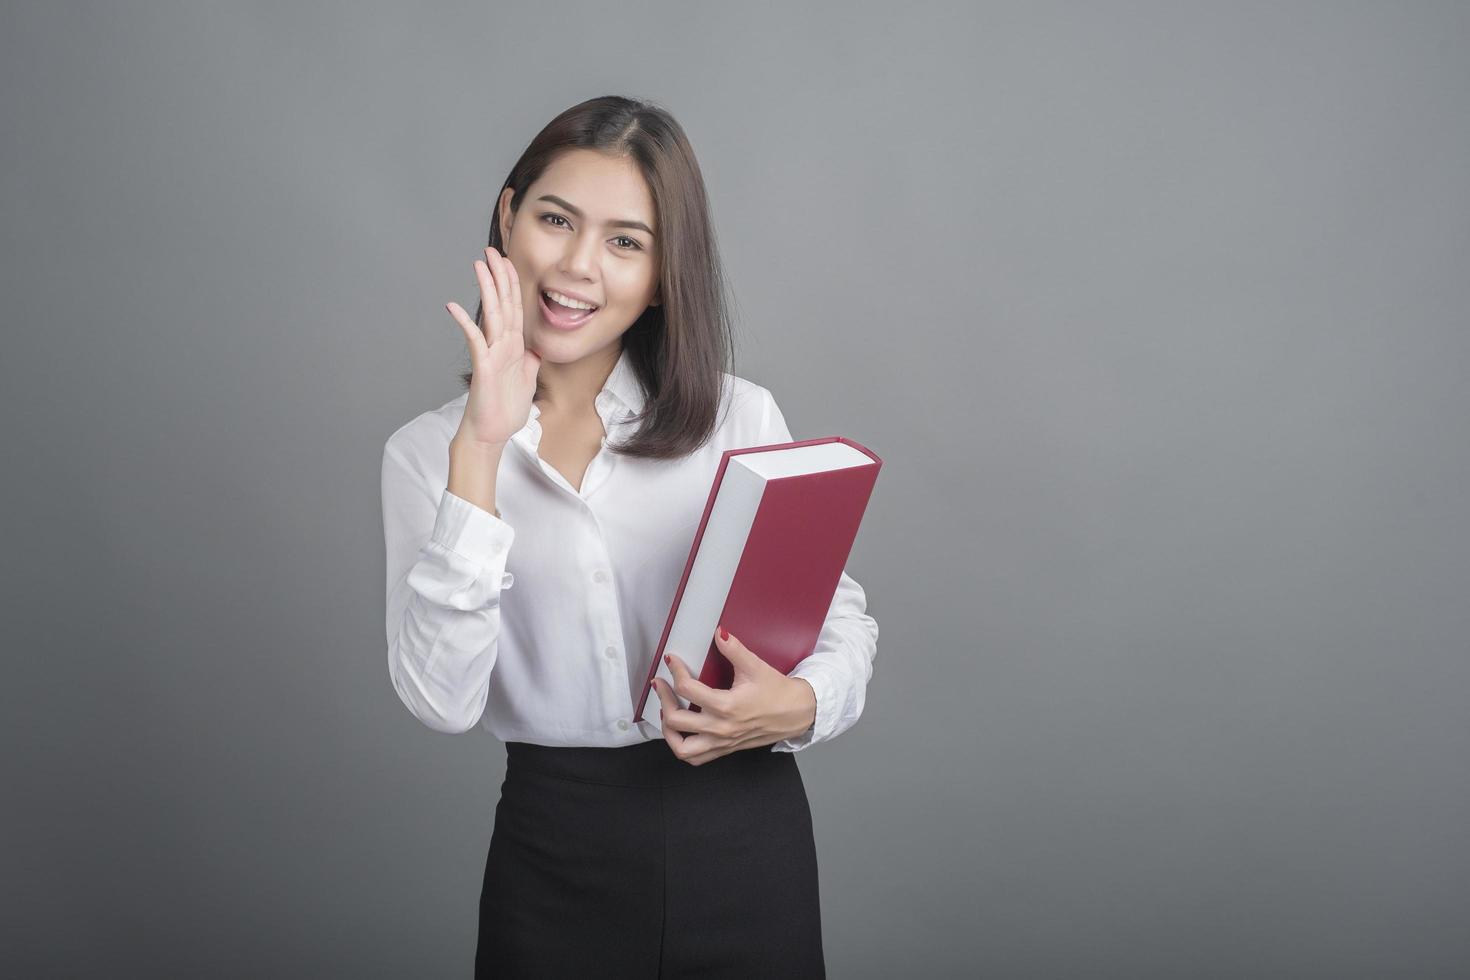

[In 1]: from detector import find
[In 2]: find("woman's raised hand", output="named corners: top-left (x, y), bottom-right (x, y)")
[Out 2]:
top-left (446, 246), bottom-right (542, 447)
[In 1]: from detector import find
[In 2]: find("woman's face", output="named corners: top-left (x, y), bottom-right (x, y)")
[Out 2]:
top-left (497, 148), bottom-right (661, 362)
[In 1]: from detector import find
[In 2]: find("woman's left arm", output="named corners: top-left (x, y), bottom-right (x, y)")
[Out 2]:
top-left (768, 568), bottom-right (879, 752)
top-left (649, 387), bottom-right (880, 764)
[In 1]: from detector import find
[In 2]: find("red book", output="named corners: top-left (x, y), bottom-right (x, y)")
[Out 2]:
top-left (632, 435), bottom-right (882, 725)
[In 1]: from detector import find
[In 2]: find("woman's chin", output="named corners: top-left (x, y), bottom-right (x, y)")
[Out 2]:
top-left (525, 330), bottom-right (584, 358)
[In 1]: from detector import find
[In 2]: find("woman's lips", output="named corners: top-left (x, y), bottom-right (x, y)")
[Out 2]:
top-left (538, 290), bottom-right (598, 330)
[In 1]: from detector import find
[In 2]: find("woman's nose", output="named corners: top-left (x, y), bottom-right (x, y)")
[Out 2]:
top-left (560, 236), bottom-right (600, 278)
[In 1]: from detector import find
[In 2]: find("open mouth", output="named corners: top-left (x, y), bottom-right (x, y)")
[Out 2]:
top-left (539, 290), bottom-right (600, 328)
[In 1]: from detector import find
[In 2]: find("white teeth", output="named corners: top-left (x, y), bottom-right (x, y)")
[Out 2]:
top-left (544, 289), bottom-right (597, 311)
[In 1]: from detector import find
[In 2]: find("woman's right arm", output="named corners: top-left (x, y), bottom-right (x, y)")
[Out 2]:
top-left (383, 243), bottom-right (538, 734)
top-left (382, 440), bottom-right (514, 734)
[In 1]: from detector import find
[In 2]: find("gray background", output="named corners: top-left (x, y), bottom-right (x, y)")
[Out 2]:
top-left (3, 2), bottom-right (1467, 977)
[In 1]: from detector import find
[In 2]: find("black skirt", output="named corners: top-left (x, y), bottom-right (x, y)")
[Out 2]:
top-left (475, 738), bottom-right (826, 979)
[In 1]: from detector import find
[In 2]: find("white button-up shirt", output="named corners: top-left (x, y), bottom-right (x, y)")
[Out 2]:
top-left (380, 346), bottom-right (878, 752)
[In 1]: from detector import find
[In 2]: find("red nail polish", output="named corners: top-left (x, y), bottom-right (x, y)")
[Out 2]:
top-left (663, 654), bottom-right (671, 667)
top-left (719, 626), bottom-right (729, 641)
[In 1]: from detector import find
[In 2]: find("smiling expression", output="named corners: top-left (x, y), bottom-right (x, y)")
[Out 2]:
top-left (497, 148), bottom-right (662, 358)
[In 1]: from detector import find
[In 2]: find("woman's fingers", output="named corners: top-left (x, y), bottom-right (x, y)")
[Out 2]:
top-left (503, 251), bottom-right (524, 335)
top-left (461, 245), bottom-right (522, 358)
top-left (486, 246), bottom-right (523, 337)
top-left (485, 246), bottom-right (512, 308)
top-left (474, 258), bottom-right (503, 346)
top-left (445, 301), bottom-right (485, 357)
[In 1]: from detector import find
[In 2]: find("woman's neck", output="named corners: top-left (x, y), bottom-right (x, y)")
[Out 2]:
top-left (534, 344), bottom-right (621, 415)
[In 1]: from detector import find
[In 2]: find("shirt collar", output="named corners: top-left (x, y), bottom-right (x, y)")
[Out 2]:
top-left (598, 344), bottom-right (648, 418)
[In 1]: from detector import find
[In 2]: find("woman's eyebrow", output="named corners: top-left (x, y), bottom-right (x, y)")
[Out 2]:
top-left (536, 194), bottom-right (655, 237)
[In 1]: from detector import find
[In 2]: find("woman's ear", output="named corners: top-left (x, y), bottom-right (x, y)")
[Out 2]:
top-left (497, 187), bottom-right (515, 244)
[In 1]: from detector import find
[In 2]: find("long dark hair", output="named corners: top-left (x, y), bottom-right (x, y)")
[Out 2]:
top-left (458, 95), bottom-right (738, 460)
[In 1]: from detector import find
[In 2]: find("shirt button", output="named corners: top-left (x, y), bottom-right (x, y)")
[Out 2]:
top-left (617, 719), bottom-right (629, 731)
top-left (604, 645), bottom-right (618, 659)
top-left (592, 569), bottom-right (608, 584)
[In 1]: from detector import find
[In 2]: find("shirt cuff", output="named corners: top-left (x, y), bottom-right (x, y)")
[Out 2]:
top-left (433, 489), bottom-right (516, 589)
top-left (770, 671), bottom-right (829, 753)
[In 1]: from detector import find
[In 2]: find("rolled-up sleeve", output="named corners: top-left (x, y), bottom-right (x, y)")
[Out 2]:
top-left (753, 389), bottom-right (880, 753)
top-left (382, 442), bottom-right (516, 735)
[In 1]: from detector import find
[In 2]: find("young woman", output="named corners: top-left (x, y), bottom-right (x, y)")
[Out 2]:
top-left (380, 96), bottom-right (879, 979)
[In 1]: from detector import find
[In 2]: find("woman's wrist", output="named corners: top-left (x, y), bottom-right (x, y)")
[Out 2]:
top-left (448, 435), bottom-right (505, 517)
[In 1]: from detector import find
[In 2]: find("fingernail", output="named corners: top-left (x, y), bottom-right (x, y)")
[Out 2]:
top-left (719, 626), bottom-right (729, 640)
top-left (663, 654), bottom-right (671, 667)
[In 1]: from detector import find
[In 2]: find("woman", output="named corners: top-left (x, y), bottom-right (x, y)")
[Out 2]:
top-left (380, 96), bottom-right (879, 979)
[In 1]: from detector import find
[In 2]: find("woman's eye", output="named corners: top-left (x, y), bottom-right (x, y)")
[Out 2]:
top-left (540, 213), bottom-right (642, 251)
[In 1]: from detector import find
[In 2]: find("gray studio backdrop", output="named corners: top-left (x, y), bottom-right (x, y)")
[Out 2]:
top-left (4, 3), bottom-right (1467, 977)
